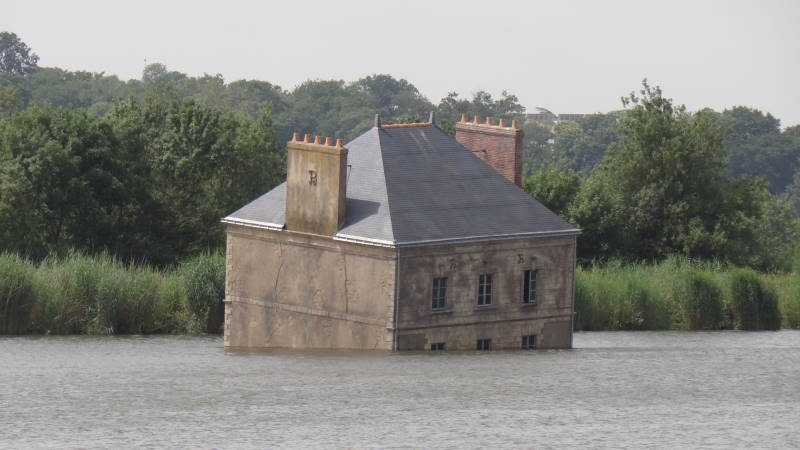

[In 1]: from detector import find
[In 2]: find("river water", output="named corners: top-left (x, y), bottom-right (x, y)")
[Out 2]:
top-left (1, 331), bottom-right (799, 449)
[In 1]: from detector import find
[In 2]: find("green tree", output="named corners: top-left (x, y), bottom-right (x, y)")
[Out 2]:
top-left (521, 121), bottom-right (554, 167)
top-left (352, 74), bottom-right (433, 124)
top-left (0, 85), bottom-right (22, 117)
top-left (605, 81), bottom-right (732, 260)
top-left (551, 112), bottom-right (621, 173)
top-left (566, 169), bottom-right (625, 261)
top-left (719, 107), bottom-right (800, 193)
top-left (436, 90), bottom-right (525, 135)
top-left (0, 32), bottom-right (39, 75)
top-left (522, 165), bottom-right (581, 216)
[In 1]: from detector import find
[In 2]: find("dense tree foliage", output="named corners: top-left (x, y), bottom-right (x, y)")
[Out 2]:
top-left (0, 98), bottom-right (283, 265)
top-left (717, 107), bottom-right (800, 193)
top-left (436, 90), bottom-right (525, 135)
top-left (1, 33), bottom-right (798, 271)
top-left (0, 32), bottom-right (39, 75)
top-left (523, 81), bottom-right (800, 270)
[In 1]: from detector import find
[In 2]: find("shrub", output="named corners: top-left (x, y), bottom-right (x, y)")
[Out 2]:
top-left (0, 253), bottom-right (36, 334)
top-left (729, 269), bottom-right (781, 330)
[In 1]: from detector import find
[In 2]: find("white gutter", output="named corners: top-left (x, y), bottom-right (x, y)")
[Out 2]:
top-left (222, 217), bottom-right (580, 248)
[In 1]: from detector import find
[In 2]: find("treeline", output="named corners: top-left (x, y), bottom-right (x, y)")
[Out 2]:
top-left (0, 97), bottom-right (283, 265)
top-left (0, 64), bottom-right (526, 143)
top-left (1, 32), bottom-right (799, 272)
top-left (524, 83), bottom-right (800, 271)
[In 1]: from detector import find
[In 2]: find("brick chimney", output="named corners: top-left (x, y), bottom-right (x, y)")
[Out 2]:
top-left (285, 133), bottom-right (348, 235)
top-left (454, 114), bottom-right (524, 186)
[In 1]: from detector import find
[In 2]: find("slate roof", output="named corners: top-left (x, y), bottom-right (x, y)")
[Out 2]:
top-left (223, 124), bottom-right (579, 247)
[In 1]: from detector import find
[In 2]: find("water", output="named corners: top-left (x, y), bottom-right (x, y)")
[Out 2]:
top-left (1, 332), bottom-right (799, 449)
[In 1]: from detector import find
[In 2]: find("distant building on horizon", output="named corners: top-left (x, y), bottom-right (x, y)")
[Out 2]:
top-left (525, 108), bottom-right (587, 124)
top-left (221, 113), bottom-right (579, 351)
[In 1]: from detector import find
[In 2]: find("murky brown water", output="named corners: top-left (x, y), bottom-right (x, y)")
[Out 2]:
top-left (1, 331), bottom-right (799, 449)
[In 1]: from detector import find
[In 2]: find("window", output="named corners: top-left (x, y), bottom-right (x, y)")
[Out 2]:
top-left (477, 338), bottom-right (491, 350)
top-left (430, 342), bottom-right (445, 351)
top-left (478, 274), bottom-right (493, 306)
top-left (432, 277), bottom-right (447, 310)
top-left (522, 335), bottom-right (537, 349)
top-left (523, 270), bottom-right (538, 305)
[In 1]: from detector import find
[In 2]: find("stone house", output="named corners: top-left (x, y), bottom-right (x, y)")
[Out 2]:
top-left (222, 113), bottom-right (580, 350)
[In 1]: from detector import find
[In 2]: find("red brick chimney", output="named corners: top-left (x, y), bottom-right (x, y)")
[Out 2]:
top-left (454, 114), bottom-right (523, 186)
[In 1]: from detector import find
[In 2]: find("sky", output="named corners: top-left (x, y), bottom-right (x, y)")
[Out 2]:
top-left (4, 0), bottom-right (800, 126)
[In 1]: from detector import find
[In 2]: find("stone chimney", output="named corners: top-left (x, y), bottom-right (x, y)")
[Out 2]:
top-left (285, 133), bottom-right (348, 235)
top-left (454, 114), bottom-right (524, 186)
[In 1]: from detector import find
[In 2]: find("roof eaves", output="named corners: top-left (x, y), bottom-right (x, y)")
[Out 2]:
top-left (396, 228), bottom-right (582, 247)
top-left (333, 233), bottom-right (396, 248)
top-left (221, 217), bottom-right (284, 231)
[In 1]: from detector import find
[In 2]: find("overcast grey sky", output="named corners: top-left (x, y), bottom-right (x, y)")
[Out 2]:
top-left (4, 0), bottom-right (800, 126)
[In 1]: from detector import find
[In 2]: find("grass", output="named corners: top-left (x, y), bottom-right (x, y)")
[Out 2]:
top-left (2, 250), bottom-right (798, 334)
top-left (1, 251), bottom-right (225, 335)
top-left (575, 256), bottom-right (799, 331)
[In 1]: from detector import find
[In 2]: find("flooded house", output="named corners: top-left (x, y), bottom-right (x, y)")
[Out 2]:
top-left (221, 113), bottom-right (580, 350)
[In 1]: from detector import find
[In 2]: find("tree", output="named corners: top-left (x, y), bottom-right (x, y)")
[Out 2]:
top-left (142, 63), bottom-right (187, 86)
top-left (522, 165), bottom-right (581, 217)
top-left (436, 90), bottom-right (525, 135)
top-left (0, 86), bottom-right (22, 117)
top-left (787, 170), bottom-right (800, 218)
top-left (0, 32), bottom-right (39, 75)
top-left (566, 169), bottom-right (625, 261)
top-left (352, 74), bottom-right (433, 123)
top-left (551, 113), bottom-right (621, 173)
top-left (604, 81), bottom-right (738, 260)
top-left (520, 121), bottom-right (554, 167)
top-left (720, 106), bottom-right (800, 193)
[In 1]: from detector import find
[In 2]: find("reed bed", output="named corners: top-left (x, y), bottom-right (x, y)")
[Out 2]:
top-left (0, 251), bottom-right (224, 335)
top-left (575, 256), bottom-right (798, 331)
top-left (1, 251), bottom-right (797, 334)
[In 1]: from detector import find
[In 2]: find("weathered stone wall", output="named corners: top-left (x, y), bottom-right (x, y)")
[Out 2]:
top-left (224, 224), bottom-right (396, 349)
top-left (396, 235), bottom-right (576, 350)
top-left (285, 137), bottom-right (348, 236)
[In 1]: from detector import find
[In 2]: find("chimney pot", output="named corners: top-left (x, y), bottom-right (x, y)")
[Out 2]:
top-left (499, 118), bottom-right (506, 127)
top-left (486, 117), bottom-right (494, 125)
top-left (428, 111), bottom-right (436, 124)
top-left (511, 120), bottom-right (519, 129)
top-left (460, 113), bottom-right (468, 122)
top-left (325, 136), bottom-right (333, 146)
top-left (473, 115), bottom-right (480, 124)
top-left (336, 138), bottom-right (344, 147)
top-left (292, 132), bottom-right (300, 141)
top-left (314, 136), bottom-right (323, 144)
top-left (304, 134), bottom-right (312, 143)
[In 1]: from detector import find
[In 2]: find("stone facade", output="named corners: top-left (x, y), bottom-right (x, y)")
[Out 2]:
top-left (395, 235), bottom-right (576, 350)
top-left (224, 222), bottom-right (576, 350)
top-left (224, 224), bottom-right (396, 349)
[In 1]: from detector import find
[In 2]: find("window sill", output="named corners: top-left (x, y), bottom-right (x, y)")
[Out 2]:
top-left (474, 305), bottom-right (496, 311)
top-left (430, 309), bottom-right (452, 315)
top-left (520, 302), bottom-right (539, 308)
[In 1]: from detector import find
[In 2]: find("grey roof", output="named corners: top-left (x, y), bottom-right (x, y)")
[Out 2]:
top-left (224, 124), bottom-right (579, 247)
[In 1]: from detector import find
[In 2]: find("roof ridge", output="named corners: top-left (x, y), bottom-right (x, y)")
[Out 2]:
top-left (379, 122), bottom-right (432, 128)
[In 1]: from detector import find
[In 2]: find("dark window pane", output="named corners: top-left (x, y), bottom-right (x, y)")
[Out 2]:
top-left (432, 277), bottom-right (447, 310)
